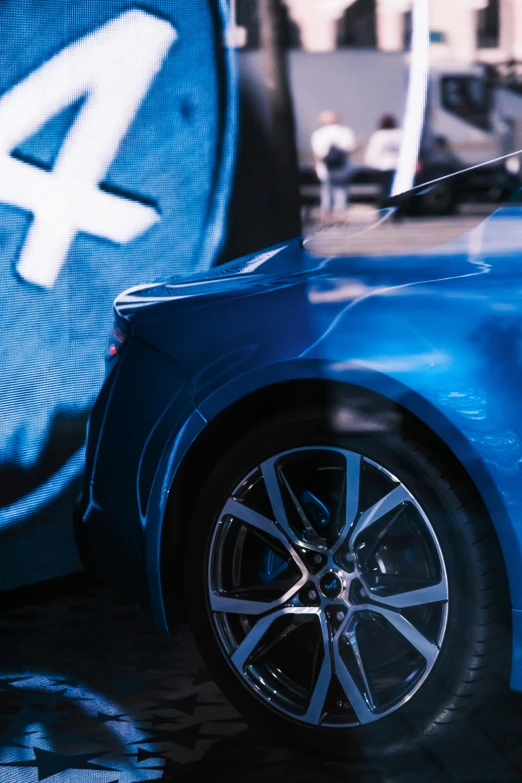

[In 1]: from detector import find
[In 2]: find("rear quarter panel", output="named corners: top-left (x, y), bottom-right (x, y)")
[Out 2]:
top-left (135, 213), bottom-right (522, 674)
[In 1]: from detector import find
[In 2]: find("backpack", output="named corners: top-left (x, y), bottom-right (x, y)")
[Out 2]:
top-left (324, 144), bottom-right (348, 172)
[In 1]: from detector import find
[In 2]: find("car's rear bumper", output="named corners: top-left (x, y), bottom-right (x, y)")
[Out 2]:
top-left (76, 336), bottom-right (195, 608)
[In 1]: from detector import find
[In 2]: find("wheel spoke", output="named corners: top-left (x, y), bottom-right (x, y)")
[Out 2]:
top-left (333, 631), bottom-right (380, 724)
top-left (348, 484), bottom-right (411, 551)
top-left (221, 498), bottom-right (306, 568)
top-left (331, 451), bottom-right (361, 553)
top-left (302, 614), bottom-right (332, 724)
top-left (210, 573), bottom-right (307, 616)
top-left (231, 607), bottom-right (319, 671)
top-left (344, 622), bottom-right (375, 711)
top-left (355, 605), bottom-right (439, 667)
top-left (260, 457), bottom-right (325, 553)
top-left (278, 467), bottom-right (318, 540)
top-left (361, 576), bottom-right (448, 609)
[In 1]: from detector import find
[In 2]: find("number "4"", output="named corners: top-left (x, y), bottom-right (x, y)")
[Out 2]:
top-left (0, 10), bottom-right (177, 289)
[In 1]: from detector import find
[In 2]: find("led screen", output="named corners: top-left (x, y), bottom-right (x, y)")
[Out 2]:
top-left (0, 0), bottom-right (236, 589)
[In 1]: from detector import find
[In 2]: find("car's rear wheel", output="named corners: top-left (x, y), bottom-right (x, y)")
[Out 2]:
top-left (408, 181), bottom-right (456, 217)
top-left (184, 408), bottom-right (508, 758)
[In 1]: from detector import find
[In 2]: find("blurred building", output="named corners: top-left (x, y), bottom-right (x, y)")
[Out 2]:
top-left (234, 1), bottom-right (522, 64)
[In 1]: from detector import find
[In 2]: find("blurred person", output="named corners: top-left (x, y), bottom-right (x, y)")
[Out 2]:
top-left (311, 110), bottom-right (357, 224)
top-left (365, 113), bottom-right (403, 204)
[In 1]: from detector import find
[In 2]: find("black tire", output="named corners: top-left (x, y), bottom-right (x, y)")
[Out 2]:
top-left (418, 180), bottom-right (457, 217)
top-left (183, 407), bottom-right (509, 759)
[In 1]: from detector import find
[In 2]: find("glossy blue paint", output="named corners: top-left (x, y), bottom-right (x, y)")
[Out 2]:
top-left (83, 205), bottom-right (522, 689)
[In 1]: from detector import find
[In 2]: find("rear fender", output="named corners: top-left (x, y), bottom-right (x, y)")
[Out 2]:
top-left (145, 358), bottom-right (518, 638)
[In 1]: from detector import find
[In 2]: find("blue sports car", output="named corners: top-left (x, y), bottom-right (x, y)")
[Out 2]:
top-left (77, 186), bottom-right (522, 756)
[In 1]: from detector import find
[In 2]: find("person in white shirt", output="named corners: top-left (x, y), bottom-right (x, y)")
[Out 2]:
top-left (364, 113), bottom-right (403, 204)
top-left (311, 111), bottom-right (357, 224)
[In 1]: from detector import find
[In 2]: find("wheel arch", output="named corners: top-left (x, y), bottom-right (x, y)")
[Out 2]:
top-left (157, 373), bottom-right (513, 647)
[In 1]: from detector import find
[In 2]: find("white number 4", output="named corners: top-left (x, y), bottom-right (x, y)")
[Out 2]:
top-left (0, 10), bottom-right (177, 289)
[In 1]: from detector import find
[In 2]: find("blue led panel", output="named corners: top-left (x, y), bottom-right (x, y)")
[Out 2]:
top-left (0, 0), bottom-right (237, 587)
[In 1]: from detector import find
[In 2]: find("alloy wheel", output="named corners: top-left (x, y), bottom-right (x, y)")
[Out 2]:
top-left (207, 447), bottom-right (449, 727)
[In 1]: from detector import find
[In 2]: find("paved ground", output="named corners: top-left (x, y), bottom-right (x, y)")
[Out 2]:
top-left (0, 575), bottom-right (521, 782)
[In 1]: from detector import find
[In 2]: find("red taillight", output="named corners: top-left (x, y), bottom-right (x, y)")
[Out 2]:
top-left (105, 324), bottom-right (128, 362)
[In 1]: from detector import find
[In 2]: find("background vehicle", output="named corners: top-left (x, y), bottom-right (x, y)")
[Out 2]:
top-left (299, 151), bottom-right (521, 219)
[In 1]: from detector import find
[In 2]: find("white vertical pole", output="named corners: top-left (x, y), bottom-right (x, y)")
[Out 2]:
top-left (391, 0), bottom-right (430, 196)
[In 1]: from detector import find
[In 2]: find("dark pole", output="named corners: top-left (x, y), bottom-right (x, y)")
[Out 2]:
top-left (257, 0), bottom-right (302, 237)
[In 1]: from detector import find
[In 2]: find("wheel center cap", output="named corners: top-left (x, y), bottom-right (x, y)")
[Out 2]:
top-left (319, 571), bottom-right (343, 599)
